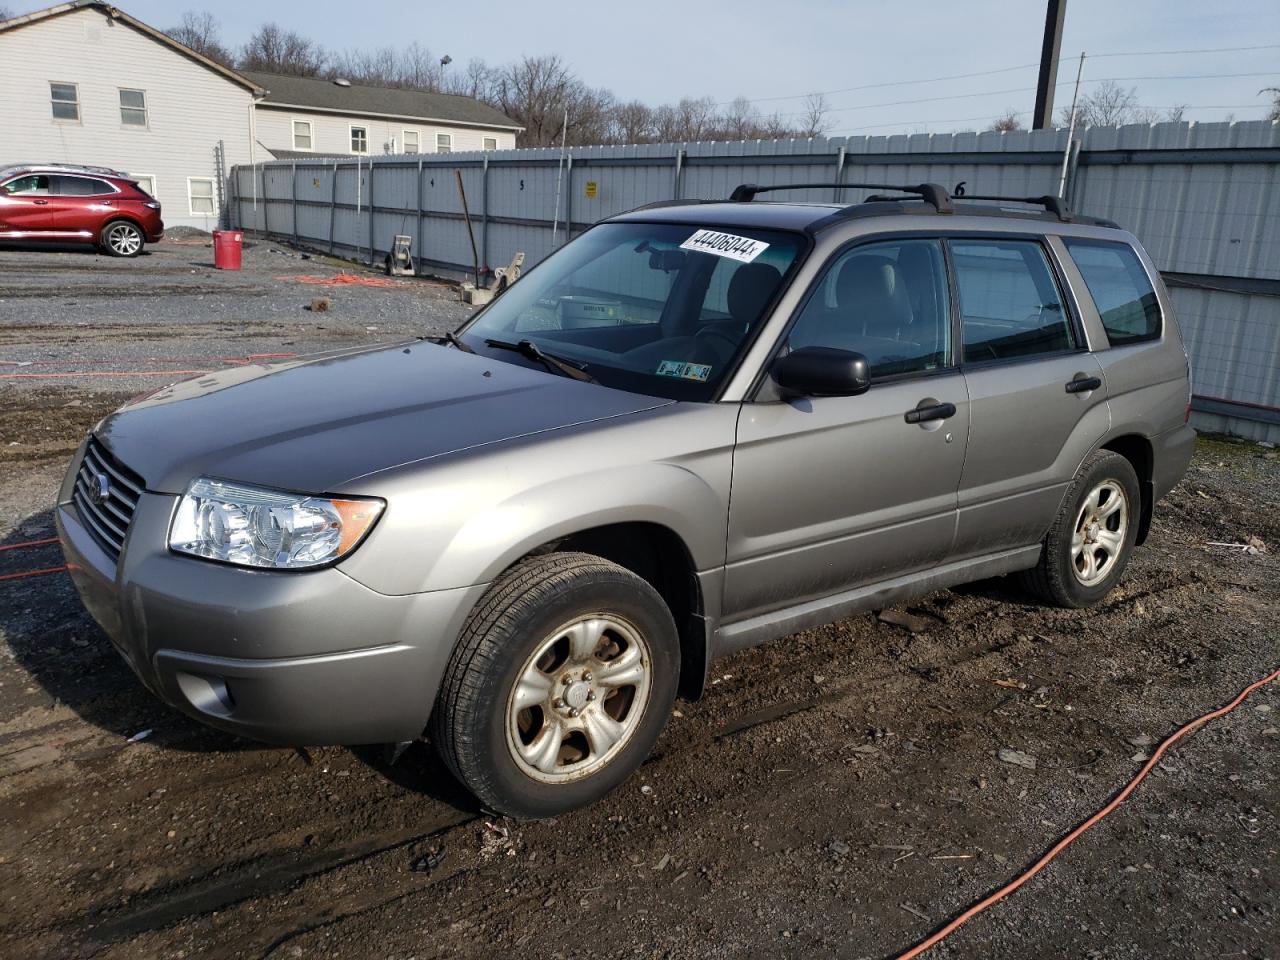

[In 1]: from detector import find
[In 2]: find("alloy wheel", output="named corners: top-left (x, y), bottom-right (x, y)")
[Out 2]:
top-left (106, 223), bottom-right (142, 256)
top-left (1070, 479), bottom-right (1129, 586)
top-left (505, 614), bottom-right (652, 783)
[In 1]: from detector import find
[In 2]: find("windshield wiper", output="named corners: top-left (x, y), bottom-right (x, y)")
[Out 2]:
top-left (433, 330), bottom-right (475, 353)
top-left (484, 338), bottom-right (598, 384)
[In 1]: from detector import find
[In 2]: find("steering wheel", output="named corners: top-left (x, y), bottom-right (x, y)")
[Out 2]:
top-left (692, 326), bottom-right (740, 364)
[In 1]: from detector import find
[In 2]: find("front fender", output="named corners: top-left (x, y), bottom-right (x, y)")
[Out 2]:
top-left (335, 403), bottom-right (738, 596)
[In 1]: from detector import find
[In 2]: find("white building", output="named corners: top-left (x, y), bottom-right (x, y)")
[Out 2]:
top-left (0, 1), bottom-right (263, 229)
top-left (242, 72), bottom-right (522, 159)
top-left (0, 2), bottom-right (522, 230)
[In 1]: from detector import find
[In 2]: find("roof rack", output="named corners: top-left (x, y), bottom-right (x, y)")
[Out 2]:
top-left (729, 182), bottom-right (953, 213)
top-left (729, 181), bottom-right (1080, 222)
top-left (952, 193), bottom-right (1073, 221)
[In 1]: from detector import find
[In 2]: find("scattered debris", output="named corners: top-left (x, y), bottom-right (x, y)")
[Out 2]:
top-left (1127, 734), bottom-right (1154, 748)
top-left (829, 840), bottom-right (851, 856)
top-left (993, 678), bottom-right (1028, 690)
top-left (900, 903), bottom-right (931, 922)
top-left (997, 747), bottom-right (1038, 770)
top-left (478, 821), bottom-right (517, 862)
top-left (126, 728), bottom-right (152, 743)
top-left (1204, 537), bottom-right (1267, 555)
top-left (877, 608), bottom-right (933, 634)
top-left (410, 843), bottom-right (447, 874)
top-left (640, 784), bottom-right (654, 796)
top-left (653, 853), bottom-right (671, 871)
top-left (306, 297), bottom-right (331, 313)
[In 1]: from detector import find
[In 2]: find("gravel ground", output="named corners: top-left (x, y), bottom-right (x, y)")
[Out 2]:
top-left (0, 244), bottom-right (1277, 960)
top-left (0, 238), bottom-right (471, 397)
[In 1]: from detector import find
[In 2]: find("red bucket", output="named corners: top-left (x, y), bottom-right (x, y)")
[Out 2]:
top-left (212, 230), bottom-right (243, 270)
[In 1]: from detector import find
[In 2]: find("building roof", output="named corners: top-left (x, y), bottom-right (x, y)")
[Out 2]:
top-left (0, 1), bottom-right (265, 95)
top-left (240, 71), bottom-right (522, 132)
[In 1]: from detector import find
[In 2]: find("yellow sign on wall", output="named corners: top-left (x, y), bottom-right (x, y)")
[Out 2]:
top-left (584, 180), bottom-right (599, 199)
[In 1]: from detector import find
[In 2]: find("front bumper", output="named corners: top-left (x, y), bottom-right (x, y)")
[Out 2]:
top-left (55, 454), bottom-right (486, 746)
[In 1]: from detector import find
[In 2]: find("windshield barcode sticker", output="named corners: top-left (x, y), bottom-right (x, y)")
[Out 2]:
top-left (679, 230), bottom-right (770, 263)
top-left (656, 360), bottom-right (712, 382)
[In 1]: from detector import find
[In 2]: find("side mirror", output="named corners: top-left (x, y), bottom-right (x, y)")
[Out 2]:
top-left (772, 346), bottom-right (870, 398)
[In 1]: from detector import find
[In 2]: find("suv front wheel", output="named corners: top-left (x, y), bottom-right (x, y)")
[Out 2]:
top-left (432, 552), bottom-right (679, 819)
top-left (1021, 450), bottom-right (1141, 608)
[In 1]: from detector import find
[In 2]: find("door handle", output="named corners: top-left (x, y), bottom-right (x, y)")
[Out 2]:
top-left (1065, 376), bottom-right (1102, 394)
top-left (904, 401), bottom-right (957, 424)
top-left (33, 199), bottom-right (49, 205)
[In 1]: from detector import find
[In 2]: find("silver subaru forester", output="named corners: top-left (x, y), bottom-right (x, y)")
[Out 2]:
top-left (58, 182), bottom-right (1194, 818)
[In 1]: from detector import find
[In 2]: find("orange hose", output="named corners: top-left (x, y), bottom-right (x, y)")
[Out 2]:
top-left (892, 665), bottom-right (1280, 959)
top-left (0, 537), bottom-right (60, 552)
top-left (0, 370), bottom-right (209, 380)
top-left (0, 566), bottom-right (68, 583)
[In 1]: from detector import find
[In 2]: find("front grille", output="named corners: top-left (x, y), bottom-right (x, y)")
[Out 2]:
top-left (73, 438), bottom-right (145, 560)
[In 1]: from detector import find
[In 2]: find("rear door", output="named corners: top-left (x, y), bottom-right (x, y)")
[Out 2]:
top-left (949, 236), bottom-right (1109, 560)
top-left (724, 237), bottom-right (968, 622)
top-left (45, 175), bottom-right (115, 238)
top-left (0, 174), bottom-right (53, 235)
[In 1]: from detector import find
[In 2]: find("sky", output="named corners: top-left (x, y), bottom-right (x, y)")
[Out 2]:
top-left (15, 0), bottom-right (1279, 134)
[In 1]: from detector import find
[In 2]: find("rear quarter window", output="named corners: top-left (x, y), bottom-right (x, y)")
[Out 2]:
top-left (1063, 239), bottom-right (1162, 346)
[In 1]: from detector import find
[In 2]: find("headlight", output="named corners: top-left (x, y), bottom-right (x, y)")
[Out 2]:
top-left (169, 477), bottom-right (384, 569)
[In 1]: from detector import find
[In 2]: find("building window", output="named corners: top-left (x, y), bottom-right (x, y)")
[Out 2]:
top-left (402, 130), bottom-right (419, 154)
top-left (483, 137), bottom-right (498, 151)
top-left (292, 119), bottom-right (313, 151)
top-left (50, 82), bottom-right (79, 121)
top-left (350, 125), bottom-right (368, 154)
top-left (119, 89), bottom-right (147, 126)
top-left (188, 177), bottom-right (216, 216)
top-left (436, 133), bottom-right (452, 154)
top-left (133, 175), bottom-right (157, 197)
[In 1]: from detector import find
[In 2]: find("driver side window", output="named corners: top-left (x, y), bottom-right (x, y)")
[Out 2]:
top-left (5, 174), bottom-right (51, 196)
top-left (788, 238), bottom-right (951, 378)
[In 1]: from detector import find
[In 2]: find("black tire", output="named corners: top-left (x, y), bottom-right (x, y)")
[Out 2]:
top-left (1020, 450), bottom-right (1141, 608)
top-left (431, 552), bottom-right (679, 819)
top-left (100, 220), bottom-right (144, 257)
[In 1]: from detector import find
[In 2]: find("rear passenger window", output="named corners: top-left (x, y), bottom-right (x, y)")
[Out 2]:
top-left (951, 240), bottom-right (1074, 363)
top-left (788, 238), bottom-right (951, 378)
top-left (1063, 239), bottom-right (1161, 345)
top-left (52, 176), bottom-right (113, 196)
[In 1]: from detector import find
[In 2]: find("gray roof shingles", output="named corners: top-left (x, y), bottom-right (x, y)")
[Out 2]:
top-left (241, 71), bottom-right (521, 131)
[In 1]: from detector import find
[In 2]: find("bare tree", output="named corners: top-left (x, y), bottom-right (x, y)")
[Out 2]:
top-left (167, 11), bottom-right (233, 65)
top-left (239, 23), bottom-right (328, 76)
top-left (1263, 88), bottom-right (1280, 122)
top-left (0, 7), bottom-right (13, 21)
top-left (610, 100), bottom-right (656, 144)
top-left (1058, 79), bottom-right (1140, 126)
top-left (799, 93), bottom-right (831, 138)
top-left (1164, 103), bottom-right (1188, 123)
top-left (988, 109), bottom-right (1023, 132)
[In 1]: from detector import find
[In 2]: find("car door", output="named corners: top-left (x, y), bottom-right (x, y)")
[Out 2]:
top-left (948, 236), bottom-right (1109, 560)
top-left (724, 237), bottom-right (969, 622)
top-left (45, 175), bottom-right (113, 238)
top-left (0, 174), bottom-right (53, 235)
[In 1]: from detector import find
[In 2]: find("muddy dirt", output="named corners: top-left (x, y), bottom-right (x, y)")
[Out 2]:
top-left (1, 246), bottom-right (1277, 960)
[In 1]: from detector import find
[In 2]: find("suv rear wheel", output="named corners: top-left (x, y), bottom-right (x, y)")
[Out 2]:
top-left (1021, 450), bottom-right (1140, 608)
top-left (101, 220), bottom-right (144, 257)
top-left (432, 552), bottom-right (679, 819)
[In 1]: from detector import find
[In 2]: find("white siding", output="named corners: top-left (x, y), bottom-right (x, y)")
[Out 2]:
top-left (253, 105), bottom-right (518, 157)
top-left (0, 6), bottom-right (257, 229)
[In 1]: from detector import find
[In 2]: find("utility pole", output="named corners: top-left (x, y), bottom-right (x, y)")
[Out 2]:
top-left (1033, 0), bottom-right (1067, 129)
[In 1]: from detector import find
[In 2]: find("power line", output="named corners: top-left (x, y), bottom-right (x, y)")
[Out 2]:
top-left (829, 103), bottom-right (1268, 136)
top-left (775, 74), bottom-right (1277, 120)
top-left (721, 42), bottom-right (1280, 108)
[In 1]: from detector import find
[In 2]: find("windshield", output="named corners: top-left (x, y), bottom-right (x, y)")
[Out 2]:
top-left (458, 221), bottom-right (804, 401)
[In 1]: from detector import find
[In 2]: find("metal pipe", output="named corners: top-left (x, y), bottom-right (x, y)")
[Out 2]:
top-left (456, 168), bottom-right (479, 286)
top-left (1033, 0), bottom-right (1067, 129)
top-left (1058, 52), bottom-right (1086, 198)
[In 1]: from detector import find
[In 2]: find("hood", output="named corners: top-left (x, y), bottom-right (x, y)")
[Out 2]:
top-left (95, 342), bottom-right (671, 494)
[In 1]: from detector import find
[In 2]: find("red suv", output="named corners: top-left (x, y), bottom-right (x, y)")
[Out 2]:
top-left (0, 163), bottom-right (163, 257)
